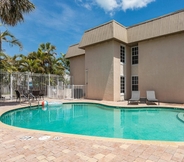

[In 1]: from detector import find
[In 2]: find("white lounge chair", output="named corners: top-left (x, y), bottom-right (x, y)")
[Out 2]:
top-left (128, 91), bottom-right (140, 104)
top-left (146, 91), bottom-right (159, 105)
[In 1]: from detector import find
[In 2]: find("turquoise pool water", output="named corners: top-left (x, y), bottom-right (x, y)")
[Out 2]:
top-left (1, 103), bottom-right (184, 141)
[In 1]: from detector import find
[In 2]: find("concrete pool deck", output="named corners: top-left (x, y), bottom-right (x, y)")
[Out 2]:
top-left (0, 99), bottom-right (184, 162)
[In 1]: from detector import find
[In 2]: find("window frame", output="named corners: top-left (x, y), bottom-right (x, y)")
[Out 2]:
top-left (120, 45), bottom-right (126, 64)
top-left (120, 75), bottom-right (125, 95)
top-left (131, 76), bottom-right (138, 91)
top-left (131, 46), bottom-right (138, 65)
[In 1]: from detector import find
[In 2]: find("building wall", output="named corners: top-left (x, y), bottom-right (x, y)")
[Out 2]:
top-left (85, 40), bottom-right (115, 101)
top-left (139, 32), bottom-right (184, 103)
top-left (69, 55), bottom-right (85, 85)
top-left (84, 39), bottom-right (131, 101)
top-left (114, 41), bottom-right (131, 100)
top-left (113, 41), bottom-right (121, 101)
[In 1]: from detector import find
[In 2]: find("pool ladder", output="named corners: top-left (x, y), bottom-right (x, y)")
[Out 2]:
top-left (28, 99), bottom-right (40, 108)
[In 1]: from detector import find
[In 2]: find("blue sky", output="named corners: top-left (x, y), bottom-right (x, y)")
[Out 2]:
top-left (1, 0), bottom-right (184, 57)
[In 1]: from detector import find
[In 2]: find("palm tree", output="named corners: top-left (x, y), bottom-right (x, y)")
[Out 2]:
top-left (17, 54), bottom-right (43, 73)
top-left (51, 57), bottom-right (65, 75)
top-left (0, 52), bottom-right (17, 72)
top-left (0, 52), bottom-right (7, 69)
top-left (27, 49), bottom-right (50, 73)
top-left (38, 43), bottom-right (57, 74)
top-left (0, 30), bottom-right (23, 52)
top-left (39, 43), bottom-right (56, 55)
top-left (60, 53), bottom-right (70, 74)
top-left (16, 43), bottom-right (58, 74)
top-left (0, 0), bottom-right (35, 26)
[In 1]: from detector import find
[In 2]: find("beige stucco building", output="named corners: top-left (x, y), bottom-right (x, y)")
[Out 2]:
top-left (66, 10), bottom-right (184, 103)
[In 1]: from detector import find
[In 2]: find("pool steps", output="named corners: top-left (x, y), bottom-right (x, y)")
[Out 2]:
top-left (177, 113), bottom-right (184, 122)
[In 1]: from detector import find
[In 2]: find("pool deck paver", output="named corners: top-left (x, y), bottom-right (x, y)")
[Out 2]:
top-left (0, 99), bottom-right (184, 162)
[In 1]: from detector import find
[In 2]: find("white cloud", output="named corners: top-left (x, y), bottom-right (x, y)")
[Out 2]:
top-left (95, 0), bottom-right (119, 11)
top-left (122, 0), bottom-right (155, 11)
top-left (76, 0), bottom-right (155, 14)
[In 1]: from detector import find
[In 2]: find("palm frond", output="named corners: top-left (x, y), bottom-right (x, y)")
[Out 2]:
top-left (0, 30), bottom-right (23, 50)
top-left (0, 0), bottom-right (35, 26)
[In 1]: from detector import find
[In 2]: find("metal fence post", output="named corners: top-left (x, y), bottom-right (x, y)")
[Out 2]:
top-left (27, 72), bottom-right (29, 91)
top-left (10, 73), bottom-right (13, 100)
top-left (48, 74), bottom-right (50, 98)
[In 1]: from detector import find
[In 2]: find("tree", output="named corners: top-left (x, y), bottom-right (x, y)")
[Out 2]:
top-left (60, 53), bottom-right (70, 74)
top-left (17, 43), bottom-right (63, 74)
top-left (0, 30), bottom-right (23, 52)
top-left (17, 54), bottom-right (43, 73)
top-left (39, 42), bottom-right (57, 55)
top-left (0, 42), bottom-right (69, 82)
top-left (38, 43), bottom-right (57, 74)
top-left (0, 52), bottom-right (17, 72)
top-left (0, 51), bottom-right (7, 69)
top-left (26, 51), bottom-right (46, 73)
top-left (0, 0), bottom-right (35, 26)
top-left (0, 29), bottom-right (23, 72)
top-left (51, 57), bottom-right (65, 75)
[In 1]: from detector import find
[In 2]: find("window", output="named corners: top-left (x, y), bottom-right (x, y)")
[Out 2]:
top-left (120, 76), bottom-right (125, 94)
top-left (132, 76), bottom-right (138, 91)
top-left (120, 45), bottom-right (125, 63)
top-left (132, 46), bottom-right (138, 64)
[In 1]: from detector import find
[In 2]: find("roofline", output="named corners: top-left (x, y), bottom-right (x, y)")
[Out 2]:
top-left (83, 9), bottom-right (184, 32)
top-left (84, 20), bottom-right (127, 33)
top-left (68, 43), bottom-right (80, 47)
top-left (128, 9), bottom-right (184, 29)
top-left (67, 9), bottom-right (184, 56)
top-left (66, 53), bottom-right (85, 59)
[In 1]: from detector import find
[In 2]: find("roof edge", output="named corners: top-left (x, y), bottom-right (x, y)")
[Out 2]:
top-left (128, 9), bottom-right (184, 29)
top-left (84, 20), bottom-right (127, 34)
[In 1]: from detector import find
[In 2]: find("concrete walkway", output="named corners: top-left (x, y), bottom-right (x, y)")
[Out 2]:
top-left (0, 99), bottom-right (184, 162)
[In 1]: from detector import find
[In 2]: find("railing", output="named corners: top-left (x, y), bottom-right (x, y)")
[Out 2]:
top-left (47, 85), bottom-right (85, 99)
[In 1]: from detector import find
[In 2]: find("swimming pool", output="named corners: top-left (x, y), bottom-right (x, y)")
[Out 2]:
top-left (1, 103), bottom-right (184, 141)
